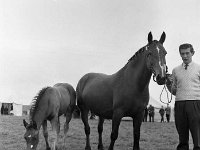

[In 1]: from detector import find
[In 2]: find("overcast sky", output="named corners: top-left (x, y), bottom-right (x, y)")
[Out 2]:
top-left (1, 0), bottom-right (200, 106)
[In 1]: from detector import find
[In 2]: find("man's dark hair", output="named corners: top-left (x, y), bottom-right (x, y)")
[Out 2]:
top-left (179, 43), bottom-right (194, 54)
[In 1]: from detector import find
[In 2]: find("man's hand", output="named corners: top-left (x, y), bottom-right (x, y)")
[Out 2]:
top-left (166, 74), bottom-right (173, 85)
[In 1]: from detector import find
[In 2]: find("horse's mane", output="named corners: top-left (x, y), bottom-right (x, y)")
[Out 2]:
top-left (29, 87), bottom-right (50, 121)
top-left (126, 46), bottom-right (146, 65)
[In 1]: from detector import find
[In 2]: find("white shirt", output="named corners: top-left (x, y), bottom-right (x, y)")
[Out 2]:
top-left (172, 61), bottom-right (200, 101)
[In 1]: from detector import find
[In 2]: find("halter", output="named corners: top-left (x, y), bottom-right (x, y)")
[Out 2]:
top-left (145, 44), bottom-right (172, 105)
top-left (145, 45), bottom-right (159, 79)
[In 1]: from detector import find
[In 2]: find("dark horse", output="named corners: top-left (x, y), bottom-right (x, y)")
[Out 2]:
top-left (23, 83), bottom-right (76, 150)
top-left (76, 32), bottom-right (167, 150)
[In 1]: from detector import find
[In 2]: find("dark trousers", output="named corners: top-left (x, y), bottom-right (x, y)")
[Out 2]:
top-left (149, 114), bottom-right (154, 122)
top-left (143, 114), bottom-right (148, 122)
top-left (175, 101), bottom-right (200, 150)
top-left (166, 114), bottom-right (170, 122)
top-left (160, 114), bottom-right (164, 122)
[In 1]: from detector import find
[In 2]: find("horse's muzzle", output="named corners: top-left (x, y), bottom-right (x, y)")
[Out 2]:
top-left (156, 75), bottom-right (166, 85)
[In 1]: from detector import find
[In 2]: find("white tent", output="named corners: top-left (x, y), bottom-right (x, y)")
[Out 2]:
top-left (148, 96), bottom-right (163, 108)
top-left (10, 103), bottom-right (23, 116)
top-left (0, 102), bottom-right (23, 116)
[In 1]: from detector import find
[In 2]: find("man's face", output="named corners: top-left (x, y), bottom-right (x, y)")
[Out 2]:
top-left (180, 48), bottom-right (193, 64)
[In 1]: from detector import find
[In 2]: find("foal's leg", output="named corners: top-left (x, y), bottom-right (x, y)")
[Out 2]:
top-left (132, 113), bottom-right (143, 150)
top-left (50, 116), bottom-right (59, 150)
top-left (81, 109), bottom-right (91, 150)
top-left (98, 117), bottom-right (105, 150)
top-left (64, 111), bottom-right (73, 147)
top-left (108, 109), bottom-right (124, 150)
top-left (42, 120), bottom-right (51, 150)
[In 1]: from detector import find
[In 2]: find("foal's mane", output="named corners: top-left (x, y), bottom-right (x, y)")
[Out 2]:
top-left (29, 87), bottom-right (50, 121)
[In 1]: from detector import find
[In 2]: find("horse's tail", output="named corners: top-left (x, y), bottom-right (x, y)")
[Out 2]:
top-left (76, 74), bottom-right (89, 107)
top-left (76, 80), bottom-right (82, 109)
top-left (68, 85), bottom-right (76, 112)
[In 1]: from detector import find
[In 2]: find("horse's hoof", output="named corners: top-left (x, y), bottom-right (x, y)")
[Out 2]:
top-left (46, 148), bottom-right (51, 150)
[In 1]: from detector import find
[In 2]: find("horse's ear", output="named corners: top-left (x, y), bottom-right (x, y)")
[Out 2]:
top-left (23, 119), bottom-right (28, 128)
top-left (148, 32), bottom-right (153, 43)
top-left (159, 31), bottom-right (166, 44)
top-left (32, 121), bottom-right (37, 129)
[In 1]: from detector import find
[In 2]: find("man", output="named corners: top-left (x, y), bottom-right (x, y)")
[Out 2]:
top-left (148, 105), bottom-right (155, 122)
top-left (165, 104), bottom-right (171, 123)
top-left (166, 43), bottom-right (200, 150)
top-left (143, 107), bottom-right (148, 122)
top-left (159, 106), bottom-right (165, 122)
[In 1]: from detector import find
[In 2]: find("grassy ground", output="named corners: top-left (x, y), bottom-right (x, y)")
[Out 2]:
top-left (0, 115), bottom-right (193, 150)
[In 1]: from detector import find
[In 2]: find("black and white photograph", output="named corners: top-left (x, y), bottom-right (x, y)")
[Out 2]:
top-left (1, 0), bottom-right (200, 150)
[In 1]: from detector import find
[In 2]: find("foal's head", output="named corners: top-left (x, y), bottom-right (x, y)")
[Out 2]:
top-left (23, 119), bottom-right (39, 150)
top-left (146, 32), bottom-right (167, 85)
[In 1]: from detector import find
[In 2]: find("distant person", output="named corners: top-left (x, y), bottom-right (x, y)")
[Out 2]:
top-left (166, 43), bottom-right (200, 150)
top-left (148, 105), bottom-right (155, 122)
top-left (165, 104), bottom-right (171, 123)
top-left (143, 107), bottom-right (148, 122)
top-left (159, 106), bottom-right (165, 123)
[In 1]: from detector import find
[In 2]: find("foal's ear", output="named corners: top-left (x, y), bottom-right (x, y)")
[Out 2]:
top-left (159, 31), bottom-right (166, 44)
top-left (23, 119), bottom-right (28, 128)
top-left (148, 32), bottom-right (153, 43)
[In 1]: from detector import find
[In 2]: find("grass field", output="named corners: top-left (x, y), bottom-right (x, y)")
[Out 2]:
top-left (0, 115), bottom-right (193, 150)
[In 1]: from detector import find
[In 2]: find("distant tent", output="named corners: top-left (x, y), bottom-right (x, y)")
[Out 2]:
top-left (0, 102), bottom-right (23, 116)
top-left (0, 102), bottom-right (13, 115)
top-left (10, 103), bottom-right (23, 116)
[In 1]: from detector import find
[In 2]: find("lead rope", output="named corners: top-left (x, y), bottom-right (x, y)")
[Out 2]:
top-left (159, 84), bottom-right (173, 105)
top-left (152, 73), bottom-right (173, 105)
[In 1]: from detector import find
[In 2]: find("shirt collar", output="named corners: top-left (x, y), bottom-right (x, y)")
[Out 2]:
top-left (182, 61), bottom-right (193, 68)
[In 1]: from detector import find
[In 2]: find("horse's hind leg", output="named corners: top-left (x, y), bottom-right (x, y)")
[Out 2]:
top-left (63, 111), bottom-right (73, 146)
top-left (42, 120), bottom-right (51, 150)
top-left (98, 117), bottom-right (104, 150)
top-left (80, 108), bottom-right (91, 150)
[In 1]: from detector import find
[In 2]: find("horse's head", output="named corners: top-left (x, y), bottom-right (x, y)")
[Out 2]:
top-left (146, 32), bottom-right (167, 85)
top-left (23, 119), bottom-right (39, 150)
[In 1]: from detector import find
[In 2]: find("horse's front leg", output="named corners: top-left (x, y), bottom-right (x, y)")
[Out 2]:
top-left (42, 120), bottom-right (51, 150)
top-left (132, 112), bottom-right (143, 150)
top-left (98, 117), bottom-right (104, 150)
top-left (50, 116), bottom-right (60, 150)
top-left (108, 109), bottom-right (124, 150)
